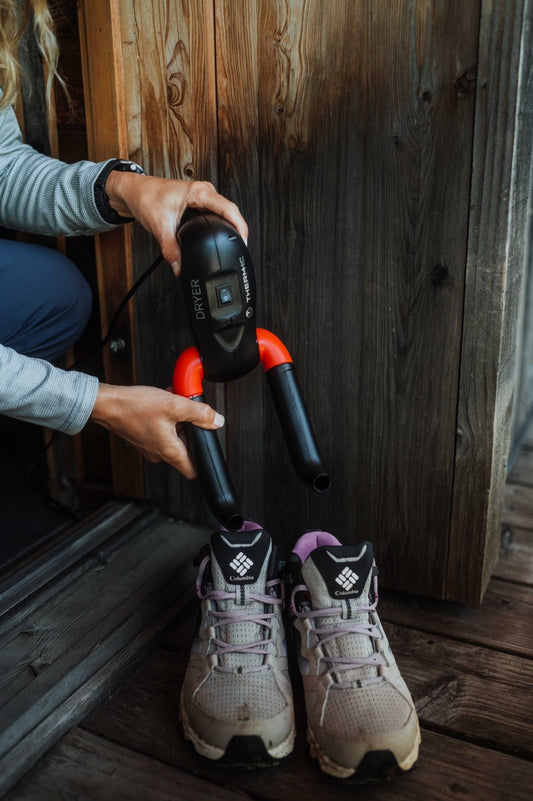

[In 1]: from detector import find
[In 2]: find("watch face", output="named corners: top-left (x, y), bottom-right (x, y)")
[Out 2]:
top-left (116, 160), bottom-right (145, 174)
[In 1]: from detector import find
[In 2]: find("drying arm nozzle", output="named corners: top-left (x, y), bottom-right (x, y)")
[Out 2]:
top-left (257, 330), bottom-right (331, 494)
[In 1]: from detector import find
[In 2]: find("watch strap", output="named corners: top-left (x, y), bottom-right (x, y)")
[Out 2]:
top-left (94, 158), bottom-right (146, 224)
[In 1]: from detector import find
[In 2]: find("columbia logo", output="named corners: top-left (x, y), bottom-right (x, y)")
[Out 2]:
top-left (335, 566), bottom-right (358, 591)
top-left (229, 552), bottom-right (253, 576)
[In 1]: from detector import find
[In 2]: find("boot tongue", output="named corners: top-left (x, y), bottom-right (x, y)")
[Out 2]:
top-left (302, 541), bottom-right (379, 684)
top-left (211, 528), bottom-right (271, 593)
top-left (303, 541), bottom-right (374, 609)
top-left (209, 527), bottom-right (273, 671)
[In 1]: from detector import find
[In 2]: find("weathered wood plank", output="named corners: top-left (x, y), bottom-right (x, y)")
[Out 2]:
top-left (0, 583), bottom-right (197, 797)
top-left (386, 624), bottom-right (533, 759)
top-left (105, 0), bottom-right (500, 602)
top-left (1, 519), bottom-right (177, 697)
top-left (509, 447), bottom-right (533, 486)
top-left (448, 0), bottom-right (533, 602)
top-left (0, 502), bottom-right (153, 625)
top-left (77, 0), bottom-right (144, 498)
top-left (116, 0), bottom-right (222, 524)
top-left (120, 0), bottom-right (218, 179)
top-left (508, 0), bottom-right (533, 456)
top-left (493, 528), bottom-right (533, 584)
top-left (82, 647), bottom-right (533, 801)
top-left (77, 0), bottom-right (533, 602)
top-left (0, 518), bottom-right (208, 752)
top-left (211, 0), bottom-right (265, 521)
top-left (213, 0), bottom-right (481, 600)
top-left (524, 420), bottom-right (533, 448)
top-left (0, 516), bottom-right (209, 798)
top-left (5, 728), bottom-right (251, 801)
top-left (379, 580), bottom-right (533, 658)
top-left (55, 1), bottom-right (114, 501)
top-left (502, 483), bottom-right (533, 531)
top-left (161, 597), bottom-right (197, 652)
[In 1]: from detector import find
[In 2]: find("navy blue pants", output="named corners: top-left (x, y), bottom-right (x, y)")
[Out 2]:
top-left (0, 239), bottom-right (92, 361)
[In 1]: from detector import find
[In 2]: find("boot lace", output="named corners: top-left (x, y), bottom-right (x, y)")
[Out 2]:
top-left (290, 575), bottom-right (386, 686)
top-left (197, 555), bottom-right (283, 674)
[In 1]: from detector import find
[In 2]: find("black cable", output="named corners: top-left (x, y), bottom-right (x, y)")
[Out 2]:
top-left (68, 252), bottom-right (164, 371)
top-left (26, 251), bottom-right (165, 520)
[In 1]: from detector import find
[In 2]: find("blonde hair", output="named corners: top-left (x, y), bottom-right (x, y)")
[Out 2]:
top-left (0, 0), bottom-right (64, 111)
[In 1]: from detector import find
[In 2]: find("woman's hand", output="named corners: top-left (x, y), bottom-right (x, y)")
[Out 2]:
top-left (103, 173), bottom-right (248, 276)
top-left (90, 383), bottom-right (224, 479)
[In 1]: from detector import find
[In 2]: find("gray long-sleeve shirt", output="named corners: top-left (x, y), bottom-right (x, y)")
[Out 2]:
top-left (0, 103), bottom-right (121, 434)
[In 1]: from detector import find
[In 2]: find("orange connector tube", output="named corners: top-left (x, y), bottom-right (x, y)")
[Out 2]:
top-left (173, 346), bottom-right (204, 398)
top-left (257, 328), bottom-right (293, 371)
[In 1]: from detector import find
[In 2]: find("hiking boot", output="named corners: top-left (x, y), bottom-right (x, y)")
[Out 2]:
top-left (179, 522), bottom-right (295, 766)
top-left (286, 530), bottom-right (420, 780)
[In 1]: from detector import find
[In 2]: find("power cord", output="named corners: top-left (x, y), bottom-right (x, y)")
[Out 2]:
top-left (68, 253), bottom-right (164, 371)
top-left (26, 251), bottom-right (165, 520)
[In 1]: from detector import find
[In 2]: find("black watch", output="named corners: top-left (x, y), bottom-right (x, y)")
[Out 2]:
top-left (94, 158), bottom-right (147, 224)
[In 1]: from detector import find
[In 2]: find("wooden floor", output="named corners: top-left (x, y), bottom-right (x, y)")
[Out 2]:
top-left (3, 429), bottom-right (533, 800)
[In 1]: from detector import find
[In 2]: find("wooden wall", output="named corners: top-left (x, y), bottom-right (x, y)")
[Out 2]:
top-left (509, 0), bottom-right (533, 466)
top-left (215, 0), bottom-right (478, 603)
top-left (447, 0), bottom-right (533, 600)
top-left (78, 0), bottom-right (533, 603)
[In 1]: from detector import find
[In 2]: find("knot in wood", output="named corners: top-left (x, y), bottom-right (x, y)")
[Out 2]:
top-left (431, 263), bottom-right (450, 287)
top-left (167, 72), bottom-right (186, 107)
top-left (454, 70), bottom-right (476, 98)
top-left (288, 134), bottom-right (305, 153)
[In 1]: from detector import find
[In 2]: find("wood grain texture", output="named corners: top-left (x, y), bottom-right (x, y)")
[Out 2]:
top-left (494, 528), bottom-right (533, 583)
top-left (81, 645), bottom-right (533, 801)
top-left (502, 483), bottom-right (533, 531)
top-left (447, 0), bottom-right (533, 602)
top-left (508, 443), bottom-right (533, 486)
top-left (0, 590), bottom-right (196, 797)
top-left (117, 0), bottom-right (221, 523)
top-left (77, 0), bottom-right (143, 497)
top-left (0, 513), bottom-right (209, 796)
top-left (212, 0), bottom-right (265, 521)
top-left (386, 624), bottom-right (533, 759)
top-left (54, 2), bottom-right (114, 502)
top-left (78, 0), bottom-right (533, 601)
top-left (9, 468), bottom-right (531, 800)
top-left (214, 0), bottom-right (480, 598)
top-left (5, 438), bottom-right (533, 797)
top-left (0, 517), bottom-right (209, 760)
top-left (508, 2), bottom-right (533, 454)
top-left (6, 728), bottom-right (251, 801)
top-left (379, 579), bottom-right (533, 658)
top-left (0, 503), bottom-right (153, 625)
